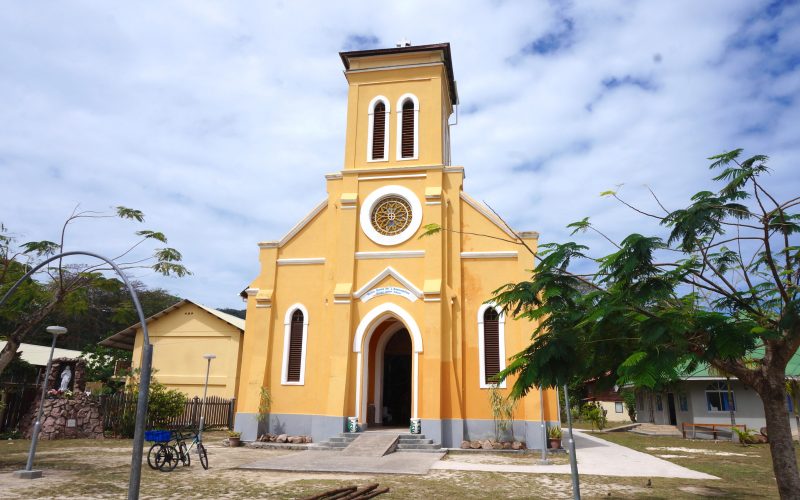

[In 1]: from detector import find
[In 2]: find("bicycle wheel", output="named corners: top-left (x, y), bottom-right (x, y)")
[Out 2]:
top-left (197, 442), bottom-right (208, 470)
top-left (147, 443), bottom-right (163, 470)
top-left (179, 441), bottom-right (190, 466)
top-left (156, 445), bottom-right (179, 472)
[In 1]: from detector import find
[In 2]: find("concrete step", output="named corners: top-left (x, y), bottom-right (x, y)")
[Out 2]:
top-left (396, 443), bottom-right (441, 450)
top-left (398, 438), bottom-right (433, 445)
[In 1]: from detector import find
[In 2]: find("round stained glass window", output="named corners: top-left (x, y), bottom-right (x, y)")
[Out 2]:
top-left (371, 196), bottom-right (413, 236)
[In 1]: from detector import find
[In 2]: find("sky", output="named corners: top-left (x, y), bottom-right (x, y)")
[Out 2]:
top-left (1, 0), bottom-right (798, 310)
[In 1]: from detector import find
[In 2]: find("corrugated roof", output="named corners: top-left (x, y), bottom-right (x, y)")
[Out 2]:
top-left (0, 341), bottom-right (82, 367)
top-left (684, 349), bottom-right (800, 379)
top-left (98, 299), bottom-right (245, 351)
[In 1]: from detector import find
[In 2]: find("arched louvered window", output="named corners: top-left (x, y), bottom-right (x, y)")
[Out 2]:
top-left (478, 304), bottom-right (506, 388)
top-left (282, 304), bottom-right (308, 385)
top-left (483, 308), bottom-right (500, 384)
top-left (396, 94), bottom-right (419, 160)
top-left (372, 102), bottom-right (386, 159)
top-left (368, 96), bottom-right (389, 161)
top-left (401, 100), bottom-right (415, 158)
top-left (287, 310), bottom-right (304, 382)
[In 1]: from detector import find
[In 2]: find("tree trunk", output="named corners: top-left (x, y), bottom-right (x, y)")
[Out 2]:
top-left (758, 381), bottom-right (800, 499)
top-left (0, 337), bottom-right (21, 375)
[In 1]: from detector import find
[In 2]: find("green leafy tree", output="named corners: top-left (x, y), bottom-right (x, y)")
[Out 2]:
top-left (620, 389), bottom-right (637, 422)
top-left (79, 344), bottom-right (131, 393)
top-left (0, 206), bottom-right (190, 376)
top-left (487, 151), bottom-right (799, 497)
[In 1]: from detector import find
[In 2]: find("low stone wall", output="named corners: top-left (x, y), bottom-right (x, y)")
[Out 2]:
top-left (20, 393), bottom-right (104, 440)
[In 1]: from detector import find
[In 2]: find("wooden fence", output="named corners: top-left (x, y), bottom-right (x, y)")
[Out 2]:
top-left (98, 393), bottom-right (235, 433)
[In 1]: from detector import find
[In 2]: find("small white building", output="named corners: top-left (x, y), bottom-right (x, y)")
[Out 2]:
top-left (636, 356), bottom-right (799, 437)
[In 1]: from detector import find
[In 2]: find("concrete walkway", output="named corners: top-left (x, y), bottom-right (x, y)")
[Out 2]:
top-left (431, 430), bottom-right (718, 480)
top-left (239, 450), bottom-right (445, 475)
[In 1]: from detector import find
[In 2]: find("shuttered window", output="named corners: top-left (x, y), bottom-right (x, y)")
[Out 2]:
top-left (483, 308), bottom-right (500, 384)
top-left (371, 101), bottom-right (386, 160)
top-left (401, 100), bottom-right (415, 158)
top-left (287, 310), bottom-right (304, 382)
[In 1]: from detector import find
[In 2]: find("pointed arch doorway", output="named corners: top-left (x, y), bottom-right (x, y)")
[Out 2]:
top-left (353, 303), bottom-right (422, 428)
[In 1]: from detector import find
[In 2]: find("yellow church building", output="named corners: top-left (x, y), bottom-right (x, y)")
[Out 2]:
top-left (234, 42), bottom-right (558, 448)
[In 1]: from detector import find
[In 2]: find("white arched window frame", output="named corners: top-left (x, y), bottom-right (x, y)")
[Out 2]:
top-left (281, 303), bottom-right (309, 385)
top-left (478, 303), bottom-right (506, 389)
top-left (367, 96), bottom-right (390, 162)
top-left (396, 93), bottom-right (419, 161)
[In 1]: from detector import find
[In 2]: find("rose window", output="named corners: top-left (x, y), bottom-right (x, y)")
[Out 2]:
top-left (370, 196), bottom-right (413, 236)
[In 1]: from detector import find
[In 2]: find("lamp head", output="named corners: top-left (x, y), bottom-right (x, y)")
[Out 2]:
top-left (46, 326), bottom-right (68, 336)
top-left (203, 354), bottom-right (216, 360)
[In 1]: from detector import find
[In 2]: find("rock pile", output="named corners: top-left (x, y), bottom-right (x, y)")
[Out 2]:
top-left (257, 433), bottom-right (312, 444)
top-left (20, 392), bottom-right (104, 440)
top-left (460, 439), bottom-right (525, 450)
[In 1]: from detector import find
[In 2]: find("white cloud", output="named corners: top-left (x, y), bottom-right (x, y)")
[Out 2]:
top-left (1, 0), bottom-right (797, 310)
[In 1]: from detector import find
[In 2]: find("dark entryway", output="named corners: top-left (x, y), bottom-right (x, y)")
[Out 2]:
top-left (667, 393), bottom-right (678, 426)
top-left (381, 329), bottom-right (411, 426)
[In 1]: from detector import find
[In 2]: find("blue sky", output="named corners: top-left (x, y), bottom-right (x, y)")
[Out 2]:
top-left (1, 0), bottom-right (798, 309)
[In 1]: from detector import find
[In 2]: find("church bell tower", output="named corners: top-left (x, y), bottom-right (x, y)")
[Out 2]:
top-left (339, 43), bottom-right (459, 169)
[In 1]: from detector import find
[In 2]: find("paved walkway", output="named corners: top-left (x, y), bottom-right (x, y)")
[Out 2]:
top-left (431, 430), bottom-right (718, 480)
top-left (239, 450), bottom-right (445, 475)
top-left (239, 429), bottom-right (717, 480)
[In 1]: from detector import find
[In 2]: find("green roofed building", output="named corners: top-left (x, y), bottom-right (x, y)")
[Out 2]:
top-left (635, 351), bottom-right (800, 438)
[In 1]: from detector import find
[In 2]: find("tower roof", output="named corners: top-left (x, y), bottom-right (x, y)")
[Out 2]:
top-left (339, 43), bottom-right (458, 105)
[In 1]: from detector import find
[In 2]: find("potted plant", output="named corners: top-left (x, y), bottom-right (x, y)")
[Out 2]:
top-left (228, 431), bottom-right (241, 447)
top-left (547, 426), bottom-right (562, 449)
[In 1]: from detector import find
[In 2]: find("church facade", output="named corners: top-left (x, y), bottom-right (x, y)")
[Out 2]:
top-left (234, 43), bottom-right (558, 448)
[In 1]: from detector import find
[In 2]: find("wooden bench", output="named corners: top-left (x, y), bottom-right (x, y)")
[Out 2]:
top-left (682, 422), bottom-right (747, 439)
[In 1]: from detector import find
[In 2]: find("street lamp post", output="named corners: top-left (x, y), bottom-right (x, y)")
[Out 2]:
top-left (14, 325), bottom-right (67, 479)
top-left (539, 386), bottom-right (550, 465)
top-left (198, 354), bottom-right (216, 442)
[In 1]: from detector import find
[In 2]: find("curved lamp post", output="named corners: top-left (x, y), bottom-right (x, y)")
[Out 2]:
top-left (13, 325), bottom-right (67, 479)
top-left (198, 353), bottom-right (216, 442)
top-left (0, 251), bottom-right (152, 499)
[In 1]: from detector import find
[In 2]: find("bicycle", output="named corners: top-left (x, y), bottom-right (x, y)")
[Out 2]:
top-left (173, 430), bottom-right (209, 470)
top-left (145, 430), bottom-right (179, 472)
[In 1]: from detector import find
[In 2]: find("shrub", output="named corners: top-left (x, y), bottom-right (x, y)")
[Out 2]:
top-left (115, 370), bottom-right (187, 437)
top-left (581, 402), bottom-right (607, 430)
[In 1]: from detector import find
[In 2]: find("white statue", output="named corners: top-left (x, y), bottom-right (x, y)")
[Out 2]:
top-left (59, 366), bottom-right (72, 391)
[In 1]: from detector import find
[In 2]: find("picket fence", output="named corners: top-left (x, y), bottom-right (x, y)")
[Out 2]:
top-left (98, 393), bottom-right (235, 433)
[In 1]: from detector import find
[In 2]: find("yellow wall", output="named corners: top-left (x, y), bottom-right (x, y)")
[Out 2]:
top-left (131, 303), bottom-right (243, 399)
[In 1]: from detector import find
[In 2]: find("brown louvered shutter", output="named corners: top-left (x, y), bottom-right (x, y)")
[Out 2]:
top-left (287, 310), bottom-right (304, 382)
top-left (372, 102), bottom-right (385, 159)
top-left (483, 308), bottom-right (500, 384)
top-left (401, 100), bottom-right (415, 158)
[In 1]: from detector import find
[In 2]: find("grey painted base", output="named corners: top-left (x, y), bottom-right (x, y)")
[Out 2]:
top-left (236, 413), bottom-right (559, 449)
top-left (235, 412), bottom-right (347, 444)
top-left (424, 419), bottom-right (558, 449)
top-left (14, 469), bottom-right (43, 479)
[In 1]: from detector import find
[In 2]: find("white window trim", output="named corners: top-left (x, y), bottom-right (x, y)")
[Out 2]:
top-left (281, 303), bottom-right (309, 385)
top-left (478, 303), bottom-right (506, 389)
top-left (359, 185), bottom-right (423, 246)
top-left (396, 93), bottom-right (419, 161)
top-left (705, 382), bottom-right (736, 413)
top-left (367, 96), bottom-right (390, 162)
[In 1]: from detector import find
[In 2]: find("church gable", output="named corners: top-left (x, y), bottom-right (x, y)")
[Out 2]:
top-left (353, 266), bottom-right (423, 303)
top-left (459, 192), bottom-right (520, 253)
top-left (272, 200), bottom-right (329, 258)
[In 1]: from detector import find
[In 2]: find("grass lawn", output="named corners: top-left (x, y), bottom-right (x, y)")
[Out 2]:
top-left (594, 430), bottom-right (800, 498)
top-left (0, 430), bottom-right (796, 498)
